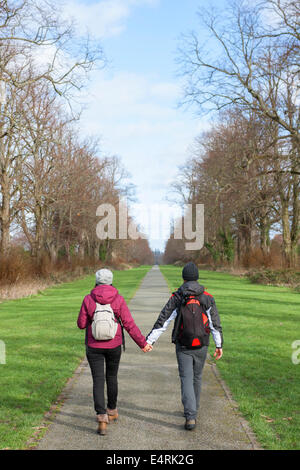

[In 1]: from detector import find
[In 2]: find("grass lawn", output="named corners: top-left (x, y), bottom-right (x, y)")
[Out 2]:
top-left (0, 265), bottom-right (151, 450)
top-left (160, 265), bottom-right (300, 450)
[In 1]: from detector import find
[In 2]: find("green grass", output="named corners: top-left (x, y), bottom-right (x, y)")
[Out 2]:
top-left (0, 265), bottom-right (151, 449)
top-left (160, 265), bottom-right (300, 450)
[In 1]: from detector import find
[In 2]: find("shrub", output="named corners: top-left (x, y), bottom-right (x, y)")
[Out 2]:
top-left (0, 248), bottom-right (35, 284)
top-left (246, 269), bottom-right (300, 287)
top-left (0, 248), bottom-right (103, 286)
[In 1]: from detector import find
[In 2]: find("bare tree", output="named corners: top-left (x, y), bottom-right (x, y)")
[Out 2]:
top-left (0, 0), bottom-right (104, 99)
top-left (178, 0), bottom-right (299, 141)
top-left (0, 71), bottom-right (28, 253)
top-left (0, 0), bottom-right (104, 257)
top-left (16, 82), bottom-right (68, 260)
top-left (178, 0), bottom-right (299, 266)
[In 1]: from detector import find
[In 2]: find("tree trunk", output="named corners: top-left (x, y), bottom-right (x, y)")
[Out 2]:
top-left (0, 178), bottom-right (11, 254)
top-left (32, 204), bottom-right (44, 261)
top-left (93, 241), bottom-right (101, 262)
top-left (78, 233), bottom-right (86, 260)
top-left (48, 244), bottom-right (58, 265)
top-left (236, 229), bottom-right (241, 264)
top-left (241, 213), bottom-right (252, 260)
top-left (65, 242), bottom-right (72, 264)
top-left (290, 164), bottom-right (299, 268)
top-left (259, 215), bottom-right (270, 256)
top-left (281, 201), bottom-right (292, 268)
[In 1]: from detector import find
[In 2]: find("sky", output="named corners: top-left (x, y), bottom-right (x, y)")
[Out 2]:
top-left (63, 0), bottom-right (226, 251)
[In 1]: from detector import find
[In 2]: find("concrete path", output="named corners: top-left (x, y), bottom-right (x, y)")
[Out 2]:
top-left (36, 266), bottom-right (260, 450)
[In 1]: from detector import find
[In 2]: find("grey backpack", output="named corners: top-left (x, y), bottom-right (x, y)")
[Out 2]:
top-left (91, 303), bottom-right (118, 341)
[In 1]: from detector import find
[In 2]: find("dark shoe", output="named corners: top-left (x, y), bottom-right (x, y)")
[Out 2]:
top-left (185, 419), bottom-right (196, 431)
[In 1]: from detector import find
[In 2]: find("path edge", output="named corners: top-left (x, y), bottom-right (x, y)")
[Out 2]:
top-left (160, 265), bottom-right (263, 451)
top-left (26, 357), bottom-right (88, 450)
top-left (207, 357), bottom-right (263, 450)
top-left (26, 266), bottom-right (152, 450)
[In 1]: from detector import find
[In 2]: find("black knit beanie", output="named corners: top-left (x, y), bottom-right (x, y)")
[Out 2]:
top-left (182, 262), bottom-right (199, 281)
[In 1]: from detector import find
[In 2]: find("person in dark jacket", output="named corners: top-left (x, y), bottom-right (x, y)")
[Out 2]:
top-left (146, 262), bottom-right (223, 431)
top-left (77, 268), bottom-right (152, 435)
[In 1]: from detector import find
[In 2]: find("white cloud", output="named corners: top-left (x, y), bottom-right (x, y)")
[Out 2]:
top-left (83, 71), bottom-right (182, 130)
top-left (79, 69), bottom-right (209, 210)
top-left (78, 68), bottom-right (210, 250)
top-left (63, 0), bottom-right (159, 39)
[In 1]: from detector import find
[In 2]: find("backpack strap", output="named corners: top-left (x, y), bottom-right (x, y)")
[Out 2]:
top-left (113, 308), bottom-right (125, 352)
top-left (118, 317), bottom-right (125, 352)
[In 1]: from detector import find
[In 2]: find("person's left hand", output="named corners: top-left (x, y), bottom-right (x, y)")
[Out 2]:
top-left (142, 344), bottom-right (153, 353)
top-left (214, 348), bottom-right (223, 360)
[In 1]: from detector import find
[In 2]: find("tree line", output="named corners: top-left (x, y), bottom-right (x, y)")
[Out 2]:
top-left (164, 0), bottom-right (299, 269)
top-left (0, 0), bottom-right (153, 283)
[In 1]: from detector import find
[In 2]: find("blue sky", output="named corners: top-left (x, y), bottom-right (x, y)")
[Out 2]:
top-left (63, 0), bottom-right (227, 250)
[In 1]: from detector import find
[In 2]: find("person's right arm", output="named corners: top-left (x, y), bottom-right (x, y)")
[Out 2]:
top-left (146, 292), bottom-right (181, 346)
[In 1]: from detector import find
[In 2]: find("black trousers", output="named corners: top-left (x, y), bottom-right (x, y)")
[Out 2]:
top-left (86, 345), bottom-right (122, 415)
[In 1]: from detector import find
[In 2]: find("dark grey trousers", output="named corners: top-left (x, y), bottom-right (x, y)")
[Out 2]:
top-left (176, 343), bottom-right (208, 421)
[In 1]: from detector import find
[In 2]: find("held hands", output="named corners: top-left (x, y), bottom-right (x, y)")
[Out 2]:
top-left (214, 348), bottom-right (223, 360)
top-left (142, 343), bottom-right (153, 353)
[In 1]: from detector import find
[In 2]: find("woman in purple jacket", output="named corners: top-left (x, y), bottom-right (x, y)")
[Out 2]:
top-left (77, 268), bottom-right (151, 435)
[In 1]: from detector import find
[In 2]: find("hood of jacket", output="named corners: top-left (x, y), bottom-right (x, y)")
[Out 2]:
top-left (90, 285), bottom-right (119, 304)
top-left (178, 280), bottom-right (204, 298)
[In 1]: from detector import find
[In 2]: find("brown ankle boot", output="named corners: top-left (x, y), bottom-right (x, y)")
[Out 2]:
top-left (97, 414), bottom-right (109, 435)
top-left (107, 408), bottom-right (119, 423)
top-left (184, 419), bottom-right (196, 431)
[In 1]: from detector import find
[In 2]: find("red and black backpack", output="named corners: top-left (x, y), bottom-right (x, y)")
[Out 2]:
top-left (178, 294), bottom-right (210, 349)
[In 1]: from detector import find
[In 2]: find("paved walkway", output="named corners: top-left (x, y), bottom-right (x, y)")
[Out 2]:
top-left (36, 266), bottom-right (260, 450)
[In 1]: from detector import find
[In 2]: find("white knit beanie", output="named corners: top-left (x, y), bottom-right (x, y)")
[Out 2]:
top-left (95, 268), bottom-right (113, 285)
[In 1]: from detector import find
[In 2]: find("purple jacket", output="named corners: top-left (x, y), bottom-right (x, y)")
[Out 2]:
top-left (77, 284), bottom-right (147, 349)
